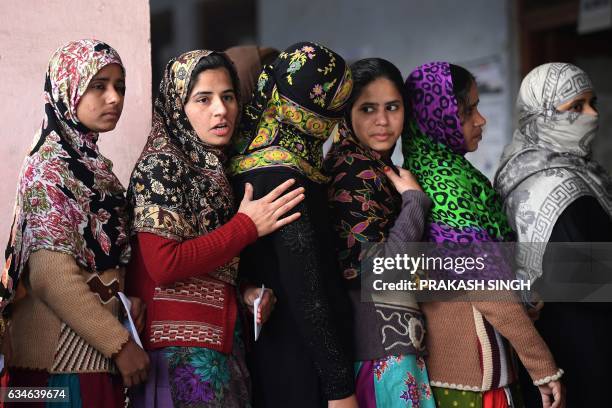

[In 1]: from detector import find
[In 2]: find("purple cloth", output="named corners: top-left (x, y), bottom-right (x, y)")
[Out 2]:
top-left (355, 361), bottom-right (377, 408)
top-left (130, 350), bottom-right (174, 408)
top-left (405, 61), bottom-right (467, 155)
top-left (403, 61), bottom-right (516, 282)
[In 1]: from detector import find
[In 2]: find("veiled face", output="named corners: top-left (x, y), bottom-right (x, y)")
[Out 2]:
top-left (556, 90), bottom-right (598, 116)
top-left (184, 67), bottom-right (239, 146)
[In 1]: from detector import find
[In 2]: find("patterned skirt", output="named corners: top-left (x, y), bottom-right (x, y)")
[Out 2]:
top-left (431, 384), bottom-right (524, 408)
top-left (355, 355), bottom-right (436, 408)
top-left (131, 326), bottom-right (251, 408)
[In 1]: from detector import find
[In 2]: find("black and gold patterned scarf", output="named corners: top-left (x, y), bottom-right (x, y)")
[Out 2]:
top-left (228, 42), bottom-right (353, 183)
top-left (128, 50), bottom-right (238, 284)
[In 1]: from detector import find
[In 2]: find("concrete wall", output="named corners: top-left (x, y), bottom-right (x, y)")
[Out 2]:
top-left (259, 0), bottom-right (511, 72)
top-left (259, 0), bottom-right (517, 178)
top-left (577, 56), bottom-right (612, 174)
top-left (0, 0), bottom-right (152, 250)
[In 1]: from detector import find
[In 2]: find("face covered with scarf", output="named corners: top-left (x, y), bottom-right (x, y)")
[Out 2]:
top-left (403, 61), bottom-right (515, 281)
top-left (2, 39), bottom-right (129, 310)
top-left (501, 63), bottom-right (598, 161)
top-left (228, 41), bottom-right (353, 183)
top-left (495, 63), bottom-right (612, 282)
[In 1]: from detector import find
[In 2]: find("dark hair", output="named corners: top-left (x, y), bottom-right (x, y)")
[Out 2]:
top-left (449, 64), bottom-right (476, 118)
top-left (186, 53), bottom-right (241, 103)
top-left (345, 58), bottom-right (405, 130)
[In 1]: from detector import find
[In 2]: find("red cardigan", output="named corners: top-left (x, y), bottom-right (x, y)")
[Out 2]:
top-left (127, 212), bottom-right (258, 354)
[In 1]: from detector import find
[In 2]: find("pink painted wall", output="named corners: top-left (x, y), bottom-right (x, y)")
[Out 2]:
top-left (0, 0), bottom-right (151, 250)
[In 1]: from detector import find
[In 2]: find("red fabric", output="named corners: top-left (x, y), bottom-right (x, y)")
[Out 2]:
top-left (483, 387), bottom-right (510, 408)
top-left (126, 213), bottom-right (257, 353)
top-left (6, 368), bottom-right (47, 408)
top-left (78, 372), bottom-right (124, 408)
top-left (0, 371), bottom-right (9, 408)
top-left (5, 369), bottom-right (123, 408)
top-left (134, 212), bottom-right (257, 286)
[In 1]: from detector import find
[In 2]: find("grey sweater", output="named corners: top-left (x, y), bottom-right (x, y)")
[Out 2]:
top-left (350, 190), bottom-right (432, 360)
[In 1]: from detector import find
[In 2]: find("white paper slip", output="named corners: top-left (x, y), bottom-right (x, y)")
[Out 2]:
top-left (253, 284), bottom-right (265, 341)
top-left (118, 291), bottom-right (143, 348)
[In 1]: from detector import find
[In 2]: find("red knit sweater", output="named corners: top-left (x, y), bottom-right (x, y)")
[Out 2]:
top-left (126, 212), bottom-right (258, 354)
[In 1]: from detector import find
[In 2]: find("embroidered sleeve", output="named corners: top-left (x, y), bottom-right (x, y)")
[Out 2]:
top-left (236, 173), bottom-right (355, 399)
top-left (327, 159), bottom-right (391, 281)
top-left (327, 153), bottom-right (432, 282)
top-left (276, 201), bottom-right (354, 399)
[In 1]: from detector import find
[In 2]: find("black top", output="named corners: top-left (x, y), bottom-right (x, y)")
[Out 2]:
top-left (520, 195), bottom-right (612, 407)
top-left (539, 195), bottom-right (612, 294)
top-left (548, 195), bottom-right (612, 242)
top-left (233, 168), bottom-right (354, 407)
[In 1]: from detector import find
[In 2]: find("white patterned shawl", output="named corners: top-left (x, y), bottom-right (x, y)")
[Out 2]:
top-left (494, 63), bottom-right (612, 282)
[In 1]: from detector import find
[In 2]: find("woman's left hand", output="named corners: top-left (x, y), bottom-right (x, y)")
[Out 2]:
top-left (128, 297), bottom-right (146, 334)
top-left (538, 380), bottom-right (565, 408)
top-left (527, 300), bottom-right (544, 321)
top-left (384, 166), bottom-right (423, 194)
top-left (242, 285), bottom-right (277, 324)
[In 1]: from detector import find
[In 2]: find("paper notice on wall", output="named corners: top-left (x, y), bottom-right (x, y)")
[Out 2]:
top-left (460, 55), bottom-right (510, 180)
top-left (578, 0), bottom-right (612, 34)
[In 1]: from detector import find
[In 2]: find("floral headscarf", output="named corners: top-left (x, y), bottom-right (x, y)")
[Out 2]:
top-left (2, 39), bottom-right (129, 311)
top-left (228, 42), bottom-right (353, 183)
top-left (128, 50), bottom-right (239, 284)
top-left (325, 122), bottom-right (400, 280)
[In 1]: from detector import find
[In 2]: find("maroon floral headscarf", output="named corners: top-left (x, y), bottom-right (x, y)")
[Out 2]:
top-left (2, 39), bottom-right (129, 311)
